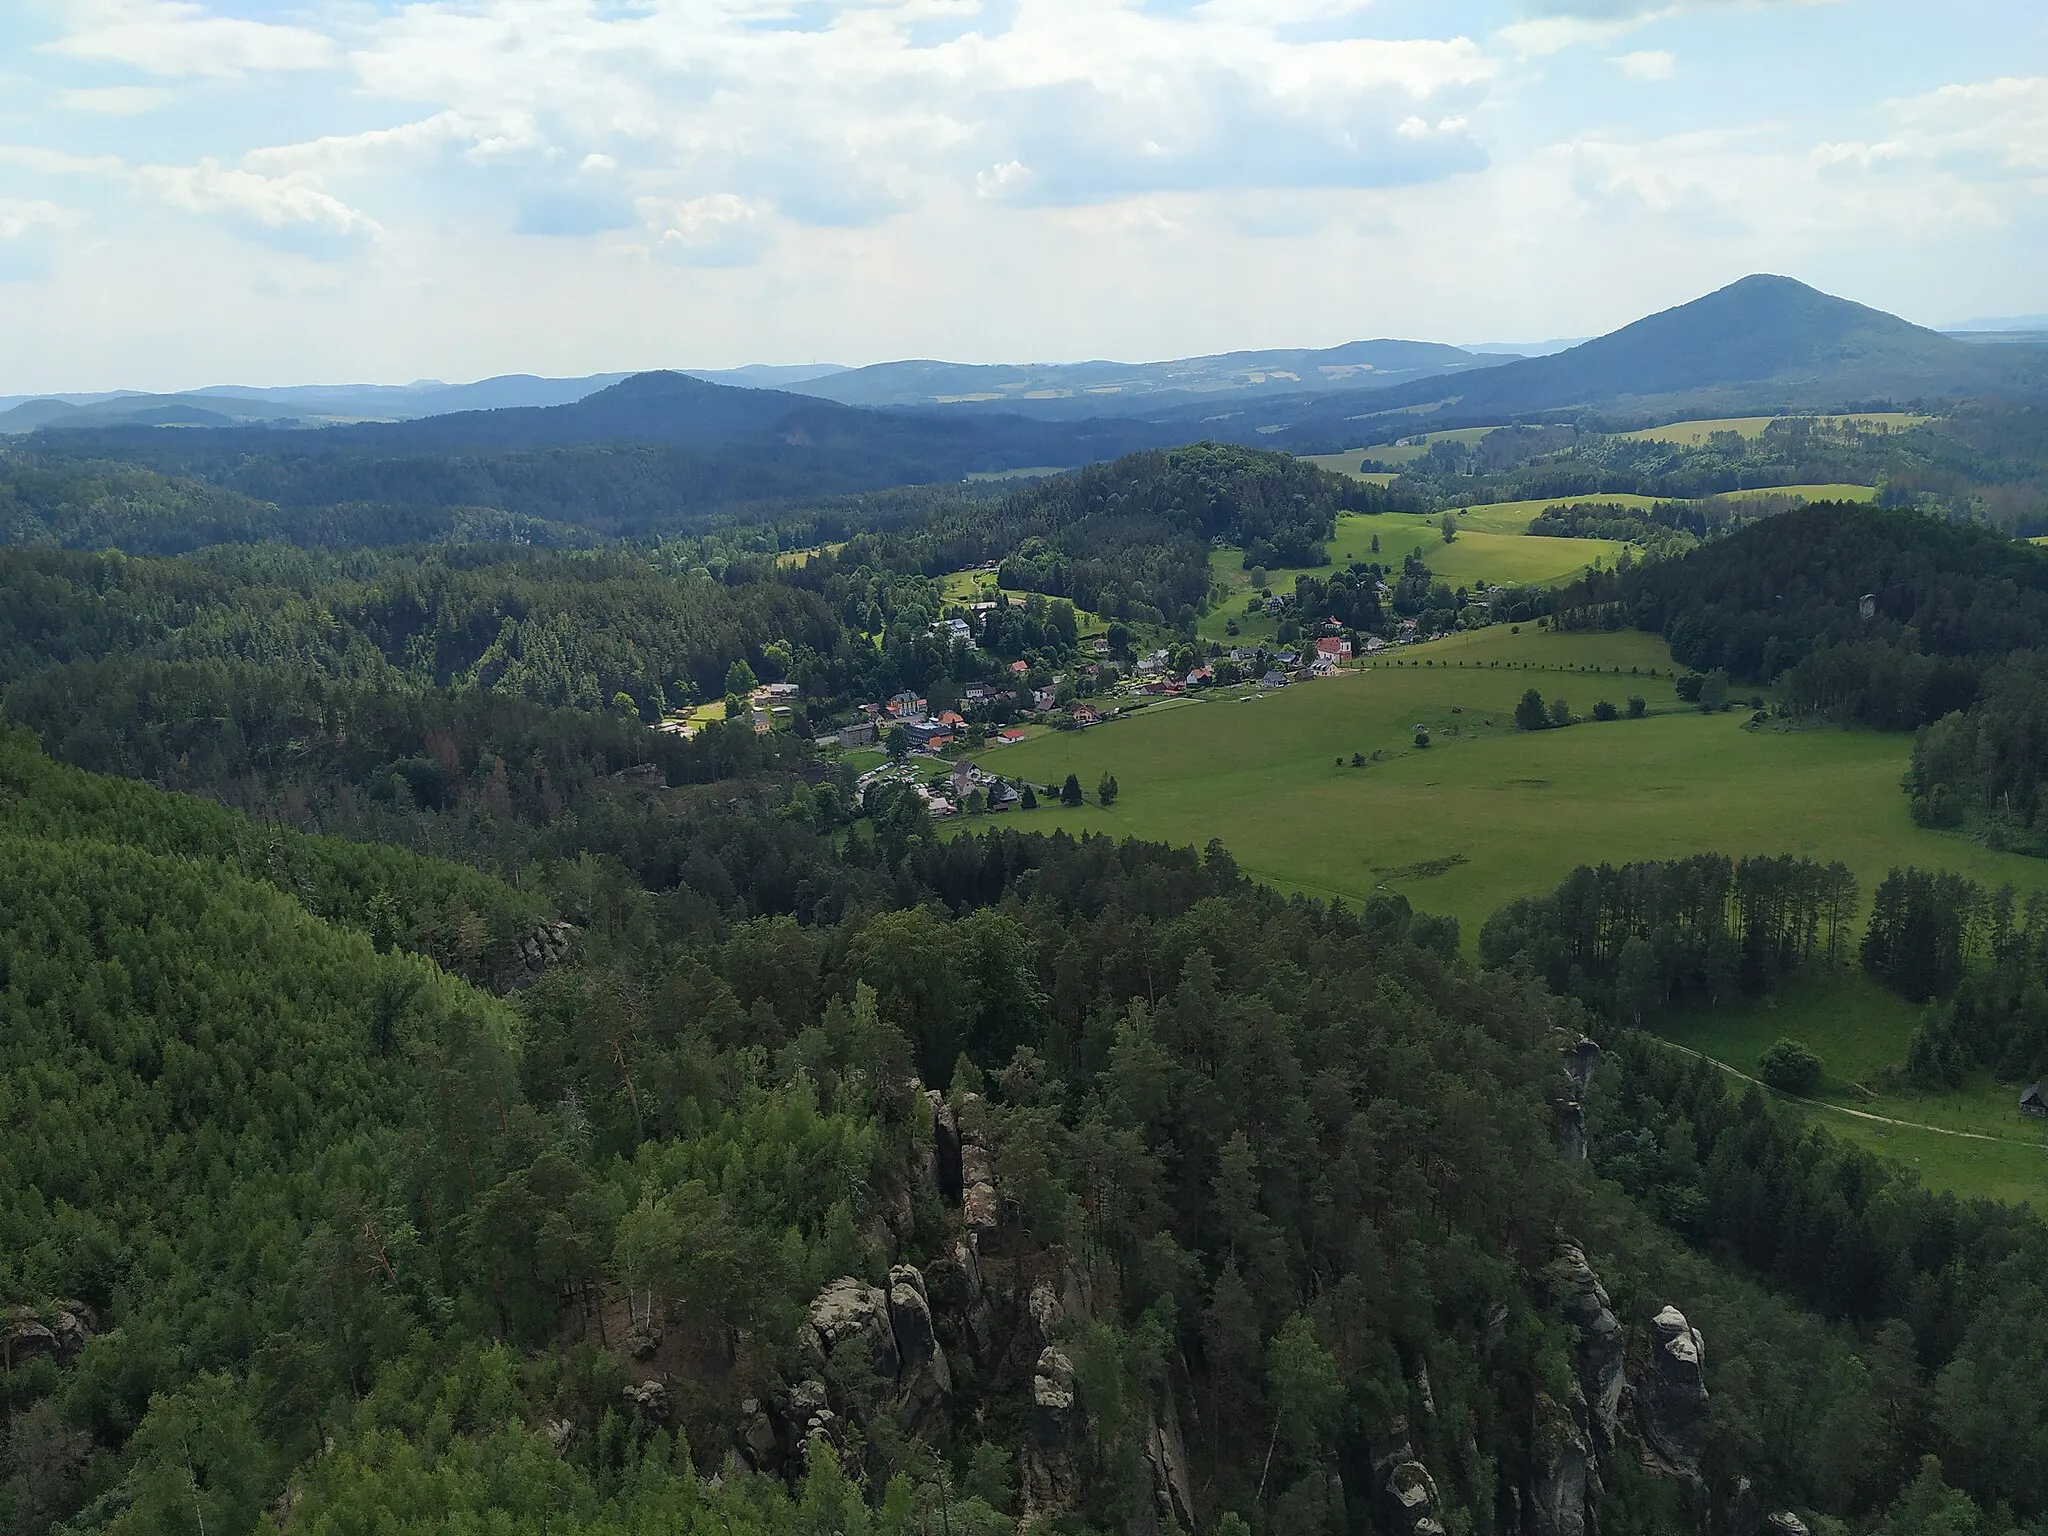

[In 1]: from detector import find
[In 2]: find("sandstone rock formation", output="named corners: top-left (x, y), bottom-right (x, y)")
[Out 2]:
top-left (1637, 1304), bottom-right (1710, 1481)
top-left (1373, 1421), bottom-right (1449, 1536)
top-left (1024, 1345), bottom-right (1081, 1515)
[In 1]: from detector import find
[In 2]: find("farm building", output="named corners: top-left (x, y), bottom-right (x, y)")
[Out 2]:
top-left (2022, 1083), bottom-right (2047, 1118)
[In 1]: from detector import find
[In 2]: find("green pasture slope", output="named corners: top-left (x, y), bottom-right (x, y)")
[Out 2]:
top-left (1201, 511), bottom-right (1627, 644)
top-left (1651, 971), bottom-right (2048, 1209)
top-left (971, 623), bottom-right (2048, 940)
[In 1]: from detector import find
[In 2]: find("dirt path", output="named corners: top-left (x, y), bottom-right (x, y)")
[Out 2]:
top-left (1654, 1039), bottom-right (2024, 1145)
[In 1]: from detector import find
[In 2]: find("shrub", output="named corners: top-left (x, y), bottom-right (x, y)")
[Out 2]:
top-left (1758, 1038), bottom-right (1824, 1096)
top-left (1413, 729), bottom-right (1430, 749)
top-left (1591, 700), bottom-right (1619, 721)
top-left (1626, 695), bottom-right (1647, 718)
top-left (1547, 698), bottom-right (1573, 728)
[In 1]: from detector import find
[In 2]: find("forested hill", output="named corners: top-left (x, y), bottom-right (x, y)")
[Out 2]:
top-left (1569, 502), bottom-right (2048, 685)
top-left (800, 441), bottom-right (1400, 626)
top-left (20, 372), bottom-right (1179, 529)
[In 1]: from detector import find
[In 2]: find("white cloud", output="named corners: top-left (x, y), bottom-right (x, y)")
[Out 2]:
top-left (1614, 50), bottom-right (1676, 81)
top-left (43, 0), bottom-right (339, 79)
top-left (334, 0), bottom-right (1497, 220)
top-left (139, 159), bottom-right (382, 240)
top-left (635, 193), bottom-right (772, 267)
top-left (1889, 76), bottom-right (2048, 175)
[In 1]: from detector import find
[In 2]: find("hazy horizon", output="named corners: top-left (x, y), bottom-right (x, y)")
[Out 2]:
top-left (1, 0), bottom-right (2043, 394)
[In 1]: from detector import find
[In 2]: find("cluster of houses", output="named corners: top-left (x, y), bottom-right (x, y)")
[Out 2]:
top-left (836, 677), bottom-right (1049, 753)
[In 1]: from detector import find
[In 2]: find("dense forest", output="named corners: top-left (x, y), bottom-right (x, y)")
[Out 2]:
top-left (12, 409), bottom-right (2048, 1536)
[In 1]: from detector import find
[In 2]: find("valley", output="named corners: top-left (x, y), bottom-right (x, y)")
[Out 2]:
top-left (6, 273), bottom-right (2048, 1536)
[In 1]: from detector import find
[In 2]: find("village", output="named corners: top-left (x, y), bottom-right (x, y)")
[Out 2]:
top-left (649, 570), bottom-right (1487, 819)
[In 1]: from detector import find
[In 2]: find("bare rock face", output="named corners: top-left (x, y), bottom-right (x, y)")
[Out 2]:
top-left (1557, 1103), bottom-right (1589, 1162)
top-left (1561, 1039), bottom-right (1601, 1095)
top-left (955, 1092), bottom-right (1001, 1238)
top-left (1027, 1277), bottom-right (1062, 1348)
top-left (1024, 1346), bottom-right (1081, 1517)
top-left (509, 919), bottom-right (577, 987)
top-left (1549, 1243), bottom-right (1626, 1451)
top-left (803, 1277), bottom-right (902, 1389)
top-left (734, 1397), bottom-right (781, 1474)
top-left (1372, 1421), bottom-right (1449, 1536)
top-left (784, 1377), bottom-right (848, 1474)
top-left (3, 1301), bottom-right (95, 1370)
top-left (1555, 1038), bottom-right (1601, 1162)
top-left (621, 1379), bottom-right (670, 1426)
top-left (1146, 1391), bottom-right (1197, 1533)
top-left (923, 1241), bottom-right (993, 1367)
top-left (1527, 1393), bottom-right (1593, 1536)
top-left (887, 1265), bottom-right (953, 1432)
top-left (1637, 1305), bottom-right (1710, 1481)
top-left (928, 1089), bottom-right (964, 1205)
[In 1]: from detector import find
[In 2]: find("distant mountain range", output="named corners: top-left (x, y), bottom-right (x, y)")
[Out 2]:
top-left (757, 339), bottom-right (1506, 417)
top-left (0, 341), bottom-right (1505, 434)
top-left (13, 279), bottom-right (2048, 490)
top-left (1216, 276), bottom-right (2048, 450)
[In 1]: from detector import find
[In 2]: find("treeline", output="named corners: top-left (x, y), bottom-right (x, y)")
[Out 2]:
top-left (1390, 409), bottom-right (2048, 536)
top-left (1595, 1039), bottom-right (2048, 1519)
top-left (0, 542), bottom-right (841, 715)
top-left (0, 723), bottom-right (549, 987)
top-left (1906, 650), bottom-right (2048, 850)
top-left (1560, 503), bottom-right (2048, 693)
top-left (798, 443), bottom-right (1396, 629)
top-left (2, 732), bottom-right (1604, 1536)
top-left (1858, 872), bottom-right (2048, 1088)
top-left (1548, 504), bottom-right (2048, 849)
top-left (1479, 853), bottom-right (1860, 1018)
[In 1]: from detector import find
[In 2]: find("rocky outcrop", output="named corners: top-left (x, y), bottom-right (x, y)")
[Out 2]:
top-left (508, 919), bottom-right (576, 986)
top-left (923, 1240), bottom-right (994, 1367)
top-left (1561, 1038), bottom-right (1601, 1095)
top-left (770, 1271), bottom-right (956, 1471)
top-left (1549, 1242), bottom-right (1626, 1452)
top-left (927, 1090), bottom-right (964, 1205)
top-left (802, 1276), bottom-right (902, 1391)
top-left (1024, 1346), bottom-right (1081, 1516)
top-left (1764, 1513), bottom-right (1809, 1536)
top-left (961, 1136), bottom-right (999, 1238)
top-left (1527, 1393), bottom-right (1594, 1536)
top-left (1637, 1305), bottom-right (1710, 1481)
top-left (621, 1378), bottom-right (670, 1426)
top-left (1373, 1422), bottom-right (1448, 1536)
top-left (784, 1376), bottom-right (848, 1474)
top-left (1555, 1038), bottom-right (1601, 1161)
top-left (4, 1301), bottom-right (95, 1370)
top-left (887, 1265), bottom-right (953, 1433)
top-left (1146, 1390), bottom-right (1197, 1533)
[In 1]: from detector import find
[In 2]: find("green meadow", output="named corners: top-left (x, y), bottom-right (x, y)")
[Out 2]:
top-left (1652, 970), bottom-right (2048, 1208)
top-left (1622, 412), bottom-right (1929, 444)
top-left (968, 623), bottom-right (2048, 942)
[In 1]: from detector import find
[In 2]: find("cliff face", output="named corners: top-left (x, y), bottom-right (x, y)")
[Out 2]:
top-left (693, 1073), bottom-right (1766, 1536)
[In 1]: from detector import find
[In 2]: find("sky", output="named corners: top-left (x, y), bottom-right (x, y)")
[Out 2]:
top-left (0, 0), bottom-right (2043, 391)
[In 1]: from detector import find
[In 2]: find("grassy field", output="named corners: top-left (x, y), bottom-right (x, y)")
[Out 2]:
top-left (1650, 970), bottom-right (2048, 1207)
top-left (1623, 413), bottom-right (1929, 445)
top-left (1201, 511), bottom-right (1627, 644)
top-left (963, 623), bottom-right (2048, 944)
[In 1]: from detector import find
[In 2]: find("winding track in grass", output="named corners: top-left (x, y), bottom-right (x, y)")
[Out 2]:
top-left (1655, 1039), bottom-right (2010, 1143)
